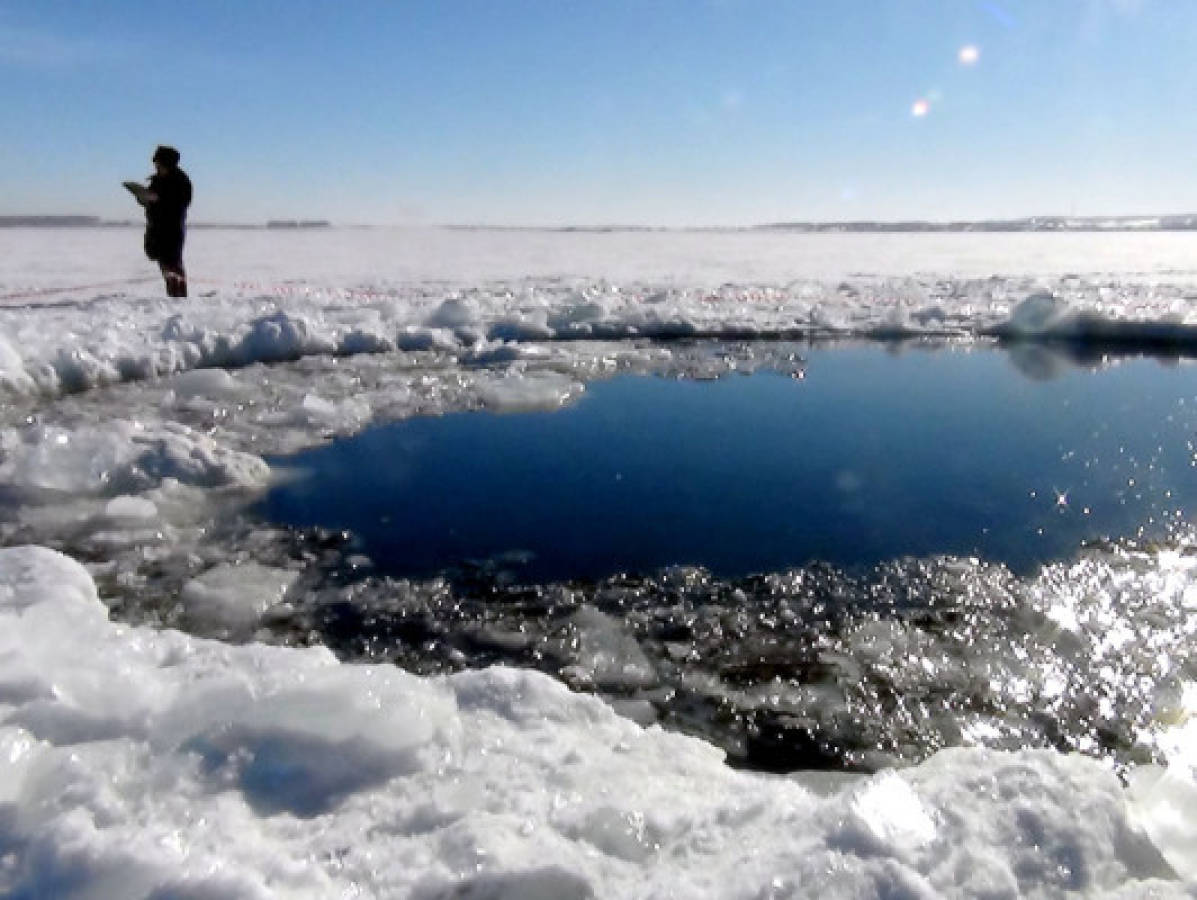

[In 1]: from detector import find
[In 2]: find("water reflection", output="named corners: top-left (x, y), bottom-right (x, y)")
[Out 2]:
top-left (1003, 340), bottom-right (1197, 382)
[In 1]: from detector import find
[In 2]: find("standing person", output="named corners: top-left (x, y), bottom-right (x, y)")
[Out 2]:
top-left (139, 145), bottom-right (192, 297)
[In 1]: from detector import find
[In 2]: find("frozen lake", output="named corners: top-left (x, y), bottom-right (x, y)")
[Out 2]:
top-left (6, 227), bottom-right (1197, 295)
top-left (260, 344), bottom-right (1197, 581)
top-left (2, 228), bottom-right (1196, 896)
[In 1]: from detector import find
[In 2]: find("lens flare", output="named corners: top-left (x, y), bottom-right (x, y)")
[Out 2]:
top-left (911, 99), bottom-right (930, 118)
top-left (959, 44), bottom-right (980, 65)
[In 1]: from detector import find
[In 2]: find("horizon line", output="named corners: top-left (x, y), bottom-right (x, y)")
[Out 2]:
top-left (3, 212), bottom-right (1197, 233)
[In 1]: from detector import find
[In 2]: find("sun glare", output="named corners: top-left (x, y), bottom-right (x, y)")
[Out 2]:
top-left (911, 99), bottom-right (930, 118)
top-left (959, 44), bottom-right (980, 65)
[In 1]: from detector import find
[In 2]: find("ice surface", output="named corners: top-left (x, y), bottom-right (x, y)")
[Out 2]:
top-left (1, 227), bottom-right (1197, 895)
top-left (4, 228), bottom-right (1197, 402)
top-left (0, 546), bottom-right (1190, 897)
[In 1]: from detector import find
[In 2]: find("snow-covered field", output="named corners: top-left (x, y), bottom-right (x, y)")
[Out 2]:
top-left (2, 226), bottom-right (1196, 897)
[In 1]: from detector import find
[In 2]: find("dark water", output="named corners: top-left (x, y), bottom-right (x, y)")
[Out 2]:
top-left (250, 345), bottom-right (1197, 773)
top-left (258, 346), bottom-right (1197, 581)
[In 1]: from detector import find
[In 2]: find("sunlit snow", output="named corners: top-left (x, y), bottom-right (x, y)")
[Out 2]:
top-left (1, 226), bottom-right (1196, 896)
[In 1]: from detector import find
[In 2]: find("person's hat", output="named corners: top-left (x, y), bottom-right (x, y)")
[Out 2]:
top-left (152, 145), bottom-right (181, 166)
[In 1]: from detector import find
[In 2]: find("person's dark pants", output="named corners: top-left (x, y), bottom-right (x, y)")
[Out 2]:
top-left (146, 229), bottom-right (187, 297)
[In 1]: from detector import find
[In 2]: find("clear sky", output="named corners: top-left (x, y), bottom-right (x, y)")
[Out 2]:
top-left (1, 0), bottom-right (1193, 227)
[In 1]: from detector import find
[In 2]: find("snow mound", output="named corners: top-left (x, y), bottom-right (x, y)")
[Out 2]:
top-left (0, 546), bottom-right (1190, 898)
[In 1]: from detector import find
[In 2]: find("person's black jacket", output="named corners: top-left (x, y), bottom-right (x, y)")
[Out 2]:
top-left (144, 168), bottom-right (192, 264)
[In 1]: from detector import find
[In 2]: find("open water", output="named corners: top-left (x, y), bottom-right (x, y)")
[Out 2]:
top-left (260, 344), bottom-right (1197, 582)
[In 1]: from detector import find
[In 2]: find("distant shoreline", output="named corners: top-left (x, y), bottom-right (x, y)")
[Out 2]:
top-left (757, 214), bottom-right (1197, 233)
top-left (4, 214), bottom-right (1197, 233)
top-left (0, 216), bottom-right (331, 230)
top-left (451, 214), bottom-right (1197, 233)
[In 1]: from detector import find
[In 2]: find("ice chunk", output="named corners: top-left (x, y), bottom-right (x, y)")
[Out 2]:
top-left (181, 562), bottom-right (298, 632)
top-left (1005, 292), bottom-right (1068, 334)
top-left (338, 328), bottom-right (394, 355)
top-left (1127, 684), bottom-right (1197, 880)
top-left (169, 368), bottom-right (249, 401)
top-left (397, 325), bottom-right (459, 351)
top-left (103, 495), bottom-right (158, 522)
top-left (301, 392), bottom-right (338, 419)
top-left (0, 423), bottom-right (138, 494)
top-left (129, 424), bottom-right (270, 489)
top-left (0, 329), bottom-right (33, 393)
top-left (1128, 760), bottom-right (1197, 881)
top-left (425, 297), bottom-right (479, 328)
top-left (0, 421), bottom-right (268, 495)
top-left (234, 311), bottom-right (337, 365)
top-left (258, 391), bottom-right (373, 433)
top-left (561, 605), bottom-right (658, 691)
top-left (548, 300), bottom-right (608, 330)
top-left (845, 773), bottom-right (937, 856)
top-left (49, 345), bottom-right (120, 394)
top-left (488, 316), bottom-right (555, 342)
top-left (0, 545), bottom-right (101, 615)
top-left (477, 373), bottom-right (581, 412)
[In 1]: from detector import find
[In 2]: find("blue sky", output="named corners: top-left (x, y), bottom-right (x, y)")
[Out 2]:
top-left (1, 0), bottom-right (1193, 226)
